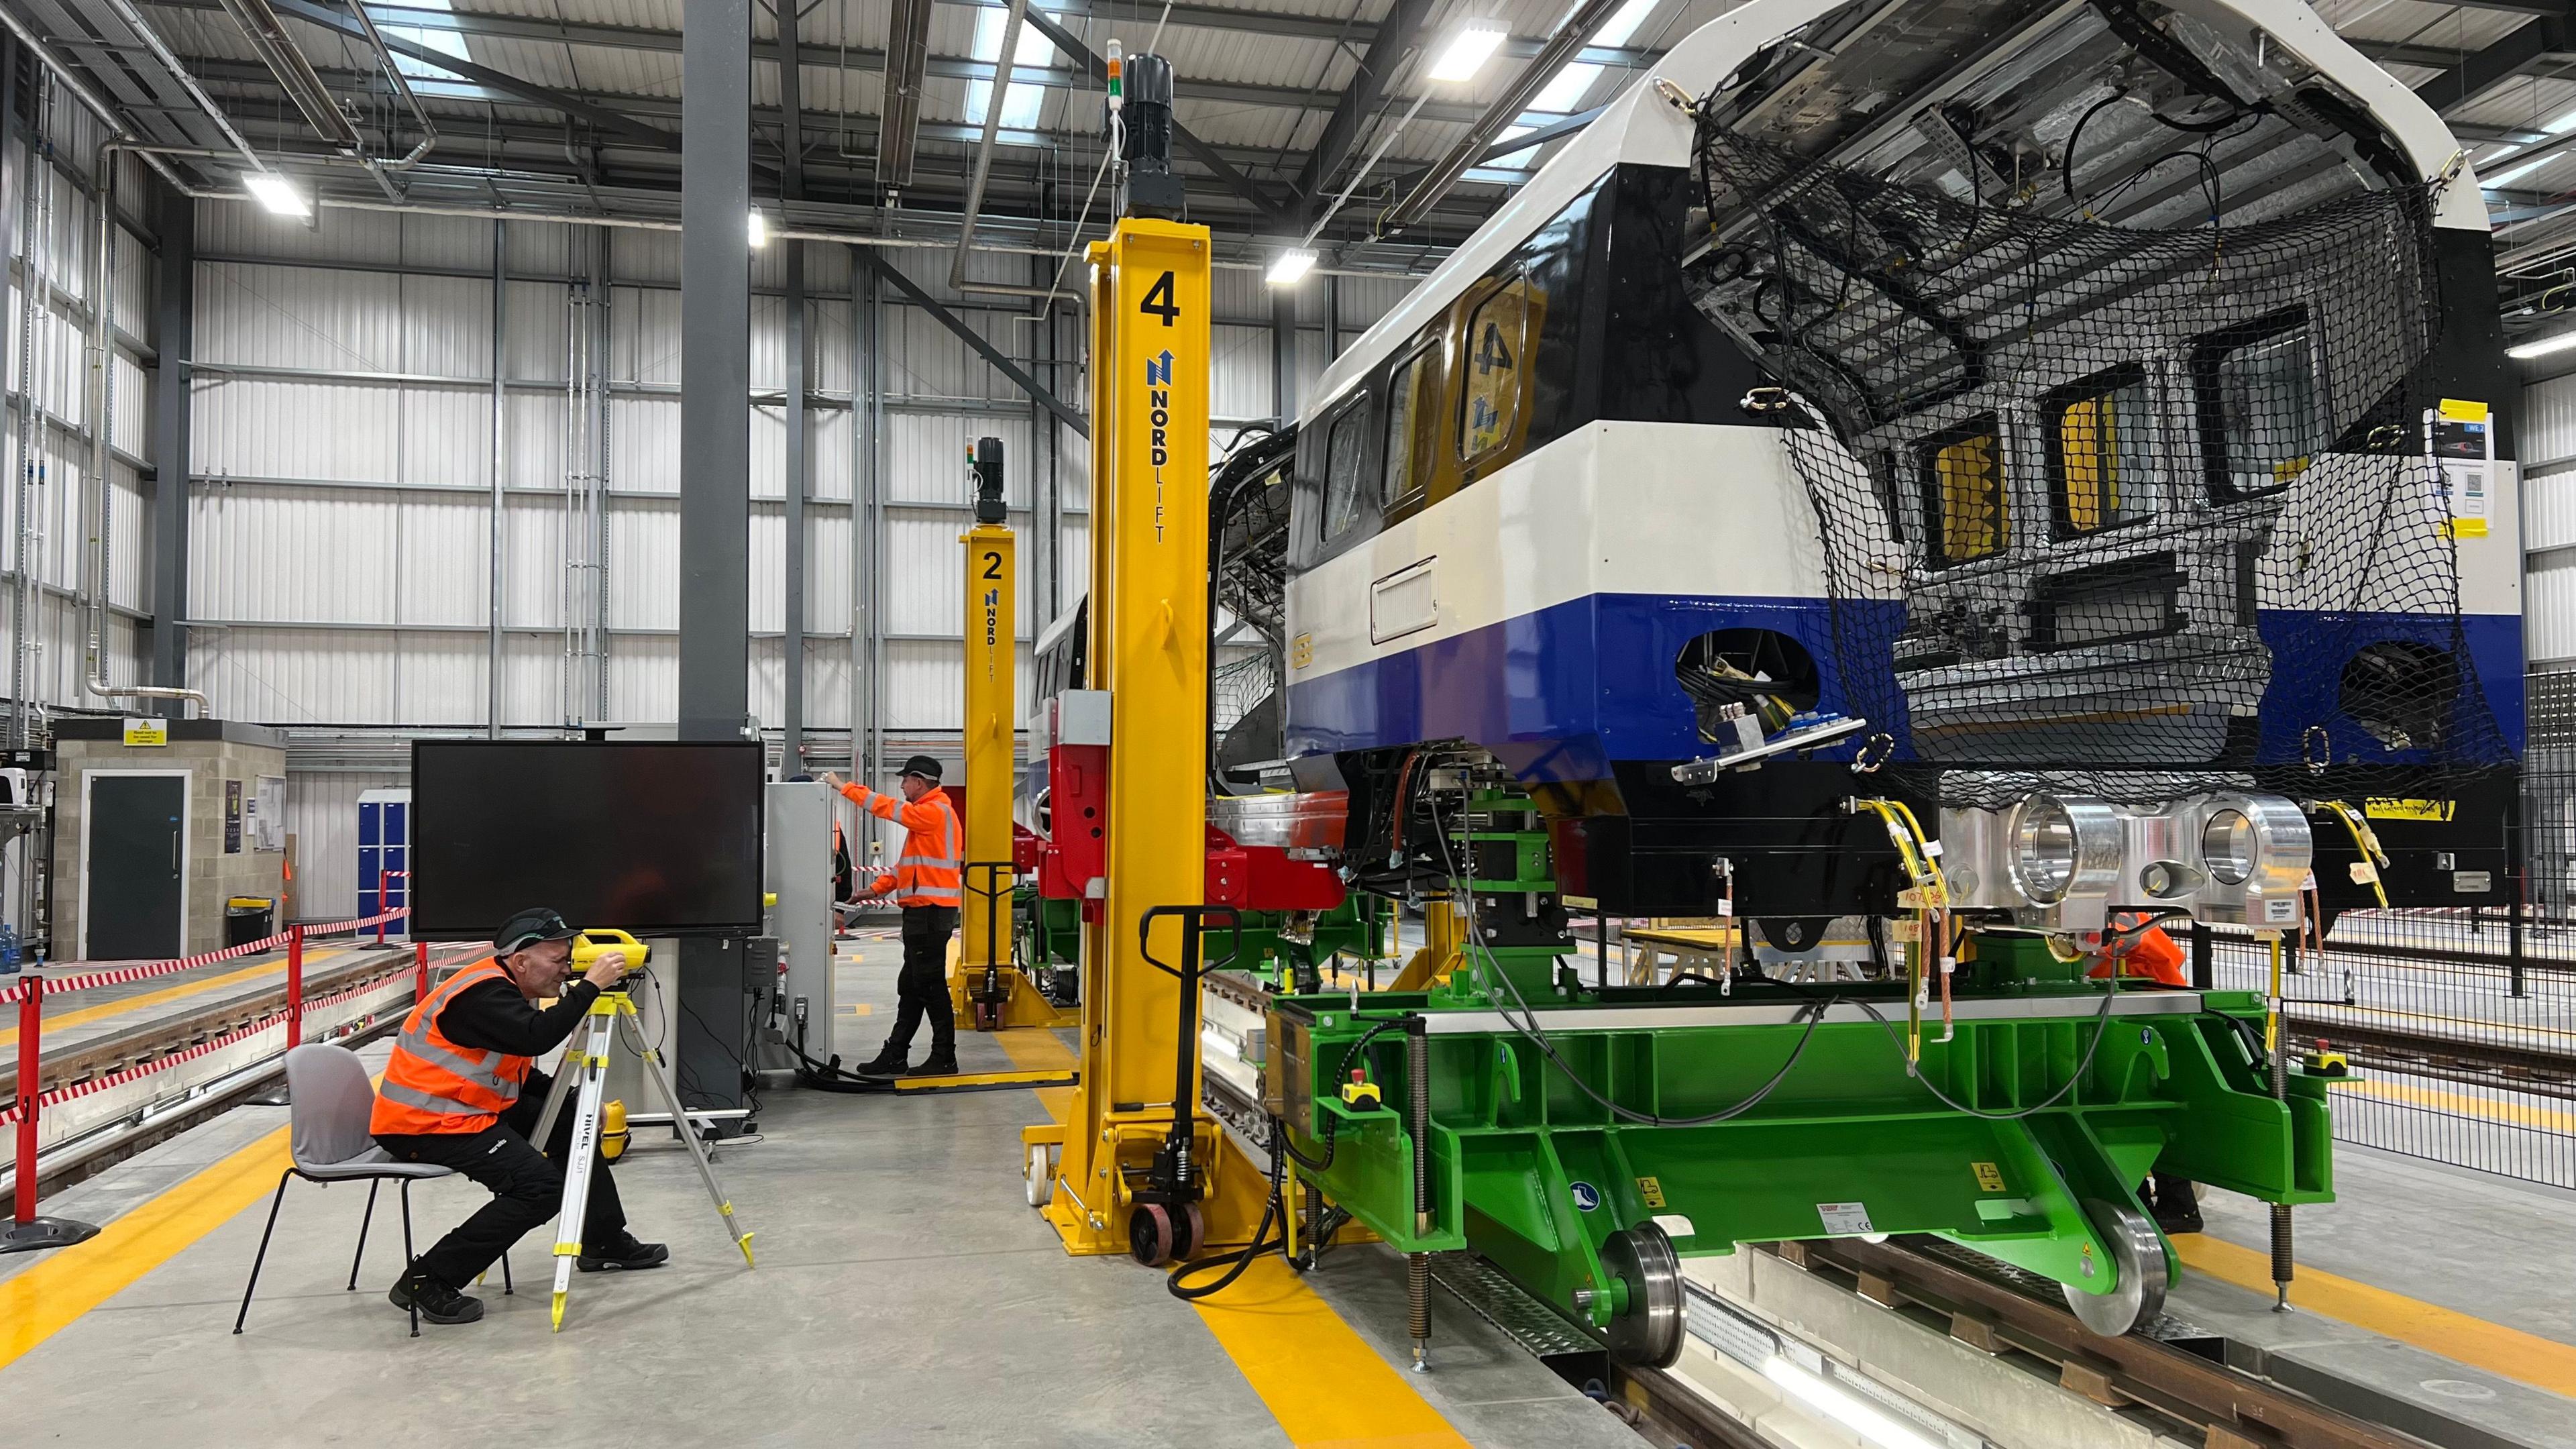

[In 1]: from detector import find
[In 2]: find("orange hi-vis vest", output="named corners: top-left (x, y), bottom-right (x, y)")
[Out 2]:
top-left (370, 958), bottom-right (534, 1135)
top-left (840, 782), bottom-right (961, 908)
top-left (2086, 912), bottom-right (2190, 988)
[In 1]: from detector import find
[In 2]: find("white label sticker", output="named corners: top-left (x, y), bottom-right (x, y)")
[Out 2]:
top-left (1817, 1201), bottom-right (1874, 1236)
top-left (2455, 870), bottom-right (2492, 893)
top-left (2265, 898), bottom-right (2296, 923)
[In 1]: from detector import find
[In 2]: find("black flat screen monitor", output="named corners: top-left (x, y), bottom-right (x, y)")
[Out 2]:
top-left (411, 741), bottom-right (765, 936)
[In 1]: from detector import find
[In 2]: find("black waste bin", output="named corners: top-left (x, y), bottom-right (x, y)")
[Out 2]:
top-left (225, 896), bottom-right (276, 947)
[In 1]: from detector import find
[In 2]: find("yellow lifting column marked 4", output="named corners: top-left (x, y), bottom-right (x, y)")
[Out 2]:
top-left (1026, 210), bottom-right (1257, 1261)
top-left (950, 437), bottom-right (1060, 1032)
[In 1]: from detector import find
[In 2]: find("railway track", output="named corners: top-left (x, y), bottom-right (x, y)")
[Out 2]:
top-left (3, 945), bottom-right (447, 1198)
top-left (1591, 1233), bottom-right (2468, 1449)
top-left (0, 946), bottom-right (419, 1099)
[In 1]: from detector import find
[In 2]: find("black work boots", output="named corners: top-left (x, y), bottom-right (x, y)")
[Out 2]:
top-left (388, 1272), bottom-right (482, 1325)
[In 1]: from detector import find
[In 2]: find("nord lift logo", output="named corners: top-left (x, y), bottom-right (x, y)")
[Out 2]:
top-left (1146, 349), bottom-right (1176, 542)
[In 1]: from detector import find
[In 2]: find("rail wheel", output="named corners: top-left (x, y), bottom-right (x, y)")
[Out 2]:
top-left (2063, 1198), bottom-right (2169, 1337)
top-left (1599, 1224), bottom-right (1685, 1368)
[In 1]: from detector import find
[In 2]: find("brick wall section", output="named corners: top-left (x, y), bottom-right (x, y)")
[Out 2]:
top-left (53, 728), bottom-right (288, 961)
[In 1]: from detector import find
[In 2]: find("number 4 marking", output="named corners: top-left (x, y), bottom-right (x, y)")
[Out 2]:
top-left (1140, 270), bottom-right (1179, 326)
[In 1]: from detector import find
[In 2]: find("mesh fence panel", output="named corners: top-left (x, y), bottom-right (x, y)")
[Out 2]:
top-left (1689, 129), bottom-right (2510, 807)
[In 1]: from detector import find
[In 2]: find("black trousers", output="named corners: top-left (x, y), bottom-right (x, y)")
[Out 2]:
top-left (886, 904), bottom-right (959, 1057)
top-left (376, 1066), bottom-right (626, 1291)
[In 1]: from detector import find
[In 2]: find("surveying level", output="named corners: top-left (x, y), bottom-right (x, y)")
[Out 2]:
top-left (529, 979), bottom-right (753, 1331)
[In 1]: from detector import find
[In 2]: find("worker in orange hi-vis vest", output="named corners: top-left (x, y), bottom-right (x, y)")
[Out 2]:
top-left (820, 757), bottom-right (961, 1077)
top-left (369, 907), bottom-right (668, 1326)
top-left (2085, 910), bottom-right (2189, 987)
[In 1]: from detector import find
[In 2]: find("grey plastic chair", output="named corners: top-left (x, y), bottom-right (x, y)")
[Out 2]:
top-left (233, 1043), bottom-right (511, 1338)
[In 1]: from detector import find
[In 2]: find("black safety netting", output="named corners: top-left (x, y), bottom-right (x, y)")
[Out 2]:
top-left (1686, 127), bottom-right (2514, 807)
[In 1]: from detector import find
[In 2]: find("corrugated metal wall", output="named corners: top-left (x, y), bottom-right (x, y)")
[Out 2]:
top-left (1, 93), bottom-right (157, 949)
top-left (2524, 373), bottom-right (2576, 667)
top-left (177, 214), bottom-right (1414, 914)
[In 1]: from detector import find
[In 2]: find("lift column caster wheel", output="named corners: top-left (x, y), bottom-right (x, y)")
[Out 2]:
top-left (1129, 1201), bottom-right (1205, 1267)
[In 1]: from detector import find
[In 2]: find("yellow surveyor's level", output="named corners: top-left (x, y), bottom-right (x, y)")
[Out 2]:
top-left (572, 928), bottom-right (647, 971)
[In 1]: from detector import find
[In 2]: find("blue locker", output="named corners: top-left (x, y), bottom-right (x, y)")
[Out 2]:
top-left (358, 788), bottom-right (412, 934)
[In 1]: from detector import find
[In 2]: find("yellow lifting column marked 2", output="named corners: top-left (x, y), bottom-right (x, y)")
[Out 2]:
top-left (1028, 211), bottom-right (1256, 1260)
top-left (951, 436), bottom-right (1059, 1032)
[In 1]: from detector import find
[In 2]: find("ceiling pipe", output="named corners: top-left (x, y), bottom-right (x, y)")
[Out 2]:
top-left (345, 0), bottom-right (441, 172)
top-left (217, 0), bottom-right (363, 151)
top-left (82, 145), bottom-right (211, 719)
top-left (951, 0), bottom-right (1029, 292)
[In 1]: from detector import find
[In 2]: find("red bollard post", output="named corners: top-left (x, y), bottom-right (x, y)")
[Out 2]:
top-left (3, 976), bottom-right (99, 1252)
top-left (13, 979), bottom-right (38, 1224)
top-left (286, 924), bottom-right (305, 1049)
top-left (414, 939), bottom-right (429, 1003)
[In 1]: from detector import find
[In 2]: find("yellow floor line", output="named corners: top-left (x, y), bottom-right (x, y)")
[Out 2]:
top-left (2329, 1077), bottom-right (2576, 1132)
top-left (0, 1122), bottom-right (292, 1373)
top-left (994, 1020), bottom-right (1078, 1121)
top-left (2177, 1234), bottom-right (2576, 1397)
top-left (999, 1020), bottom-right (1468, 1447)
top-left (2298, 1002), bottom-right (2576, 1043)
top-left (0, 947), bottom-right (353, 1050)
top-left (1185, 1254), bottom-right (1472, 1449)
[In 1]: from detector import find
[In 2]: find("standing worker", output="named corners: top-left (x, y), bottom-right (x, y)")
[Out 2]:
top-left (820, 757), bottom-right (961, 1076)
top-left (370, 907), bottom-right (668, 1325)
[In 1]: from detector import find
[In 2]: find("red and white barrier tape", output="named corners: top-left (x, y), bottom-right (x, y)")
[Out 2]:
top-left (0, 908), bottom-right (411, 1005)
top-left (0, 966), bottom-right (421, 1129)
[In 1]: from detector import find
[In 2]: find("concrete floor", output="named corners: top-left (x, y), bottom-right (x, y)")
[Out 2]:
top-left (0, 936), bottom-right (1640, 1448)
top-left (2171, 1149), bottom-right (2576, 1449)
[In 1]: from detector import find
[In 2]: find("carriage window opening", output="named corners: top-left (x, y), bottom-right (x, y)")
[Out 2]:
top-left (1383, 350), bottom-right (1430, 505)
top-left (1460, 276), bottom-right (1528, 465)
top-left (2049, 366), bottom-right (2156, 536)
top-left (1321, 402), bottom-right (1373, 541)
top-left (2197, 310), bottom-right (2322, 498)
top-left (1920, 418), bottom-right (2006, 566)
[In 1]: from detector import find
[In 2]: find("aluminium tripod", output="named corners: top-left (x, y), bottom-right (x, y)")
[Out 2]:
top-left (529, 984), bottom-right (754, 1330)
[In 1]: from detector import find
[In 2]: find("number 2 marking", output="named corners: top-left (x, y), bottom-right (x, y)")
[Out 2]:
top-left (981, 550), bottom-right (1004, 580)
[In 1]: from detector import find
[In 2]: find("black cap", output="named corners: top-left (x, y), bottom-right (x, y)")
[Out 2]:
top-left (898, 755), bottom-right (944, 783)
top-left (494, 907), bottom-right (579, 955)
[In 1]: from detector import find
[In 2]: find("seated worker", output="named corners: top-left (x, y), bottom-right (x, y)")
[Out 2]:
top-left (818, 757), bottom-right (961, 1077)
top-left (371, 906), bottom-right (667, 1325)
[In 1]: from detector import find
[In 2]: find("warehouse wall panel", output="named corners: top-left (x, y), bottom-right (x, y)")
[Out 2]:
top-left (285, 769), bottom-right (406, 920)
top-left (194, 378), bottom-right (398, 482)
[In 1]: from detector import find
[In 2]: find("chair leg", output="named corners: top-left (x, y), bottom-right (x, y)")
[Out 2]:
top-left (500, 1250), bottom-right (513, 1295)
top-left (399, 1179), bottom-right (419, 1339)
top-left (347, 1180), bottom-right (380, 1291)
top-left (233, 1170), bottom-right (294, 1336)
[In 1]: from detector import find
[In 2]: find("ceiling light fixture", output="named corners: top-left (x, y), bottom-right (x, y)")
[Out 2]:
top-left (244, 172), bottom-right (311, 219)
top-left (2508, 330), bottom-right (2576, 360)
top-left (1265, 249), bottom-right (1318, 286)
top-left (748, 209), bottom-right (769, 248)
top-left (1428, 20), bottom-right (1508, 83)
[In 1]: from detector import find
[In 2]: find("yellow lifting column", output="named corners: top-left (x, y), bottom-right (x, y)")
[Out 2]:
top-left (950, 437), bottom-right (1059, 1032)
top-left (1028, 207), bottom-right (1254, 1258)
